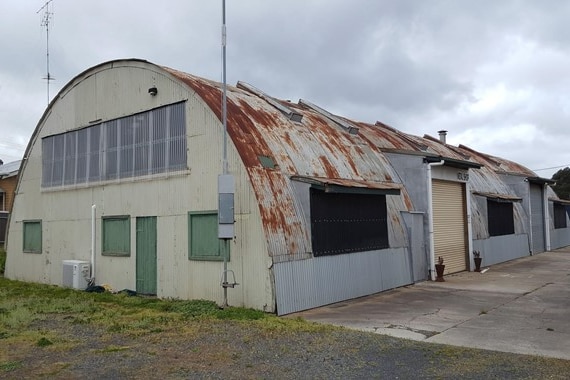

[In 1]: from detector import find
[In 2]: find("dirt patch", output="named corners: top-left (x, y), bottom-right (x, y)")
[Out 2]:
top-left (2, 315), bottom-right (569, 379)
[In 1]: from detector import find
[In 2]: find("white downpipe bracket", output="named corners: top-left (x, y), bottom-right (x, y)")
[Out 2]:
top-left (91, 204), bottom-right (96, 284)
top-left (427, 160), bottom-right (445, 281)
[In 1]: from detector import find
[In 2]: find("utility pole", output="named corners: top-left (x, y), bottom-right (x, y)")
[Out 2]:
top-left (218, 0), bottom-right (236, 308)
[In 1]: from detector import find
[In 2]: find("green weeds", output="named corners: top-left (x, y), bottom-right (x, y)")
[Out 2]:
top-left (0, 276), bottom-right (322, 341)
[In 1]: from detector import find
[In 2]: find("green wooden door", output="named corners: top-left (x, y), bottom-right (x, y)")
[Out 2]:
top-left (136, 216), bottom-right (157, 295)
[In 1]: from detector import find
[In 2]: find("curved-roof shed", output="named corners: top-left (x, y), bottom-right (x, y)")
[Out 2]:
top-left (15, 59), bottom-right (413, 263)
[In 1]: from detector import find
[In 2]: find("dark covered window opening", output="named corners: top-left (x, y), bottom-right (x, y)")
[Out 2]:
top-left (487, 199), bottom-right (515, 236)
top-left (310, 188), bottom-right (389, 256)
top-left (553, 203), bottom-right (567, 229)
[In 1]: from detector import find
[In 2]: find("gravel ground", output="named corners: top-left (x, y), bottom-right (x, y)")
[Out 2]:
top-left (1, 315), bottom-right (569, 379)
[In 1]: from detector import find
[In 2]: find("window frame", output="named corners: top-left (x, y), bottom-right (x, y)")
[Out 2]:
top-left (101, 215), bottom-right (131, 257)
top-left (23, 220), bottom-right (42, 254)
top-left (487, 199), bottom-right (515, 237)
top-left (188, 211), bottom-right (230, 261)
top-left (41, 101), bottom-right (187, 189)
top-left (309, 188), bottom-right (390, 256)
top-left (553, 202), bottom-right (567, 229)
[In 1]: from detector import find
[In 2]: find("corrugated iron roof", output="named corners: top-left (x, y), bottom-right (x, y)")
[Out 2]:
top-left (161, 63), bottom-right (551, 258)
top-left (549, 197), bottom-right (570, 205)
top-left (458, 144), bottom-right (537, 177)
top-left (291, 175), bottom-right (402, 194)
top-left (0, 160), bottom-right (21, 178)
top-left (163, 66), bottom-right (412, 258)
top-left (473, 191), bottom-right (523, 202)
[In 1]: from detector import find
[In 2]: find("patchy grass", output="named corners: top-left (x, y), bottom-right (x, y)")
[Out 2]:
top-left (1, 276), bottom-right (569, 379)
top-left (0, 360), bottom-right (22, 373)
top-left (0, 276), bottom-right (316, 339)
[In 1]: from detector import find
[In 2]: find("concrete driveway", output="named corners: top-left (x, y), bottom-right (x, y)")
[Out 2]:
top-left (291, 248), bottom-right (570, 360)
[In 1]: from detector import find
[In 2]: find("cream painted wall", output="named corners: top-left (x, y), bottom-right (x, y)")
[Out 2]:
top-left (5, 61), bottom-right (275, 312)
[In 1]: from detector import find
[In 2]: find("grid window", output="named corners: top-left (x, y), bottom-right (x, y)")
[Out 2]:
top-left (42, 102), bottom-right (186, 188)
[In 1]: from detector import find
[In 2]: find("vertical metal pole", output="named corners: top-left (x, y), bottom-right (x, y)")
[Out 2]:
top-left (46, 15), bottom-right (50, 105)
top-left (222, 0), bottom-right (228, 176)
top-left (221, 0), bottom-right (229, 308)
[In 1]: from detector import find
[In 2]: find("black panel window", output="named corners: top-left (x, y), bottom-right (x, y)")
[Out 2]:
top-left (41, 102), bottom-right (186, 188)
top-left (553, 203), bottom-right (567, 229)
top-left (310, 188), bottom-right (389, 256)
top-left (487, 199), bottom-right (515, 236)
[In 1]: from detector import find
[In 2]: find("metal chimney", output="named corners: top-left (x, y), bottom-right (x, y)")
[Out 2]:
top-left (438, 130), bottom-right (447, 144)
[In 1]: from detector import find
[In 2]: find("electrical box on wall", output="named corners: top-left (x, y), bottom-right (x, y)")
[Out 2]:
top-left (218, 174), bottom-right (235, 239)
top-left (62, 260), bottom-right (91, 290)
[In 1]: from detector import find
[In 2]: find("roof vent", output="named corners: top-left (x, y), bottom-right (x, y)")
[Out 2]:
top-left (299, 99), bottom-right (359, 135)
top-left (237, 81), bottom-right (303, 122)
top-left (438, 130), bottom-right (447, 144)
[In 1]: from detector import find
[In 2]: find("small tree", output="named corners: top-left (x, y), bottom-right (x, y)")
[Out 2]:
top-left (551, 167), bottom-right (570, 200)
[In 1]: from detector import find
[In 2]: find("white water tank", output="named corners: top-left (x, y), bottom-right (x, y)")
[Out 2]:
top-left (62, 260), bottom-right (91, 290)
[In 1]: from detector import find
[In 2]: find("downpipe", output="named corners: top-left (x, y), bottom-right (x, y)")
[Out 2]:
top-left (427, 160), bottom-right (444, 281)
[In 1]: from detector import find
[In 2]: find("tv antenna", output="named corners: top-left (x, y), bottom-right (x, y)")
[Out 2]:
top-left (37, 0), bottom-right (55, 105)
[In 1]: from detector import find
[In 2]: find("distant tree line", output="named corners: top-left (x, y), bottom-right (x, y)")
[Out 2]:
top-left (551, 167), bottom-right (570, 200)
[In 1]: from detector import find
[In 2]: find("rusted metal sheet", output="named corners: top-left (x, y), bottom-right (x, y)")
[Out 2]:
top-left (163, 66), bottom-right (411, 259)
top-left (290, 175), bottom-right (402, 191)
top-left (458, 144), bottom-right (536, 177)
top-left (472, 192), bottom-right (522, 201)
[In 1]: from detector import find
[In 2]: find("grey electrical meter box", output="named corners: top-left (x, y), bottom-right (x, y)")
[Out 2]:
top-left (218, 174), bottom-right (235, 239)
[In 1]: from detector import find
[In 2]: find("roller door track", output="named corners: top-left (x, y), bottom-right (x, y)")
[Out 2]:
top-left (432, 180), bottom-right (468, 274)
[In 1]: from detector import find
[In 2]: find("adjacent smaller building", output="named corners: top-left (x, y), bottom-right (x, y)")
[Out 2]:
top-left (0, 160), bottom-right (21, 244)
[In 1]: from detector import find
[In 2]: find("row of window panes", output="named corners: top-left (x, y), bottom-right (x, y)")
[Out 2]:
top-left (42, 102), bottom-right (186, 188)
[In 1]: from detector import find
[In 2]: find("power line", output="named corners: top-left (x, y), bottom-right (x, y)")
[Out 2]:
top-left (532, 164), bottom-right (570, 172)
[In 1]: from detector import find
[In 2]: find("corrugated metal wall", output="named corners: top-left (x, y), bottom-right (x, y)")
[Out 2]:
top-left (274, 247), bottom-right (411, 315)
top-left (472, 234), bottom-right (529, 266)
top-left (401, 211), bottom-right (427, 281)
top-left (530, 183), bottom-right (545, 253)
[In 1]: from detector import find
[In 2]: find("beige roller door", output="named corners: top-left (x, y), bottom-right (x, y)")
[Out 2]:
top-left (432, 179), bottom-right (468, 274)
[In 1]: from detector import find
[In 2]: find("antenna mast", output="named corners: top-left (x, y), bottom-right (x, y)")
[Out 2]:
top-left (37, 0), bottom-right (55, 105)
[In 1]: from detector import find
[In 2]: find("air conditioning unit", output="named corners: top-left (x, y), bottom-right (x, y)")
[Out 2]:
top-left (62, 260), bottom-right (91, 290)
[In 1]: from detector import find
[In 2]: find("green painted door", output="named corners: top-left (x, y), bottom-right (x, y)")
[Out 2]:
top-left (136, 216), bottom-right (157, 295)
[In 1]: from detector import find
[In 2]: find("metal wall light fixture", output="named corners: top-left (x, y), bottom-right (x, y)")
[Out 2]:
top-left (148, 86), bottom-right (158, 96)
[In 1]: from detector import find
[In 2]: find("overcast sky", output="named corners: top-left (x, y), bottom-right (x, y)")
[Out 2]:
top-left (1, 1), bottom-right (569, 178)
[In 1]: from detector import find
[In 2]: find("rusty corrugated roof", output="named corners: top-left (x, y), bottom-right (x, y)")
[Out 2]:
top-left (473, 191), bottom-right (522, 202)
top-left (458, 144), bottom-right (536, 177)
top-left (163, 67), bottom-right (412, 258)
top-left (291, 175), bottom-right (402, 193)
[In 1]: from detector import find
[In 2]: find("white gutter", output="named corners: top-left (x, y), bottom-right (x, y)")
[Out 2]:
top-left (427, 160), bottom-right (444, 281)
top-left (91, 204), bottom-right (96, 284)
